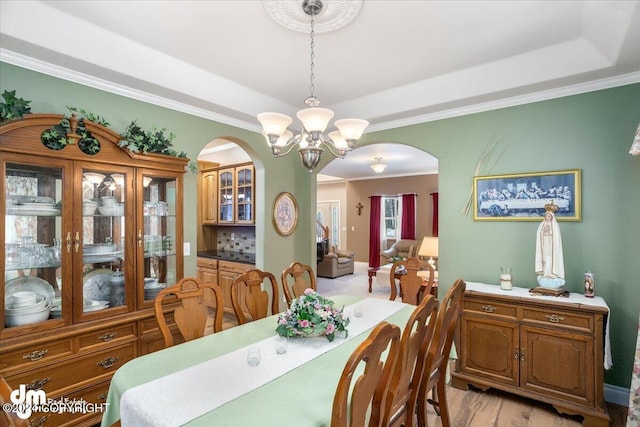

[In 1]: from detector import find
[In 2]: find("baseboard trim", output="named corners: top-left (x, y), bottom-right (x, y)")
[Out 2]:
top-left (605, 383), bottom-right (629, 407)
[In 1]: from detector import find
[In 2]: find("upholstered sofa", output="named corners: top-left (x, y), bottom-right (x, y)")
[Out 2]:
top-left (317, 246), bottom-right (355, 278)
top-left (380, 239), bottom-right (421, 263)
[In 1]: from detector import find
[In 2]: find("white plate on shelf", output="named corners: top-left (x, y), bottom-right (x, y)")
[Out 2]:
top-left (5, 277), bottom-right (55, 306)
top-left (82, 269), bottom-right (113, 302)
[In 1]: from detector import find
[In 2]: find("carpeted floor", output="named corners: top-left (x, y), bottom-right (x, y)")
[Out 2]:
top-left (316, 261), bottom-right (393, 301)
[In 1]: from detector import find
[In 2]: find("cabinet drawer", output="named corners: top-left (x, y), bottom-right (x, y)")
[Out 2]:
top-left (6, 343), bottom-right (135, 395)
top-left (27, 380), bottom-right (111, 427)
top-left (218, 260), bottom-right (252, 274)
top-left (77, 322), bottom-right (136, 351)
top-left (0, 339), bottom-right (73, 373)
top-left (464, 299), bottom-right (517, 319)
top-left (197, 257), bottom-right (218, 269)
top-left (522, 307), bottom-right (593, 333)
top-left (139, 311), bottom-right (176, 334)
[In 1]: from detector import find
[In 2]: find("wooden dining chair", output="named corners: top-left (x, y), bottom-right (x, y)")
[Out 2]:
top-left (154, 277), bottom-right (224, 348)
top-left (416, 279), bottom-right (466, 427)
top-left (281, 261), bottom-right (317, 303)
top-left (379, 294), bottom-right (439, 427)
top-left (389, 257), bottom-right (435, 305)
top-left (231, 268), bottom-right (280, 325)
top-left (0, 376), bottom-right (30, 427)
top-left (331, 321), bottom-right (401, 427)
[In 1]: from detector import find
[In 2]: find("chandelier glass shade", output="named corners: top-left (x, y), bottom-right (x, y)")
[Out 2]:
top-left (257, 0), bottom-right (369, 172)
top-left (370, 157), bottom-right (387, 173)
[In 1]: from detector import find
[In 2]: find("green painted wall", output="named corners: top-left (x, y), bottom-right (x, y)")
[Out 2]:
top-left (1, 62), bottom-right (638, 390)
top-left (358, 84), bottom-right (640, 391)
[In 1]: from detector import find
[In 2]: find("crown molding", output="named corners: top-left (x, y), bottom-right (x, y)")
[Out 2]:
top-left (3, 49), bottom-right (638, 136)
top-left (0, 49), bottom-right (263, 134)
top-left (366, 71), bottom-right (640, 133)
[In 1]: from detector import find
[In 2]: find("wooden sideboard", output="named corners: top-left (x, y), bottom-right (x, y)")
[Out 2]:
top-left (451, 283), bottom-right (610, 426)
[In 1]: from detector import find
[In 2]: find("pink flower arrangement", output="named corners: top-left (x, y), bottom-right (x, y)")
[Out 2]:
top-left (276, 289), bottom-right (349, 342)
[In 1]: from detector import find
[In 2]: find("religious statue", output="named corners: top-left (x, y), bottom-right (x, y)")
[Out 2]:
top-left (534, 202), bottom-right (565, 288)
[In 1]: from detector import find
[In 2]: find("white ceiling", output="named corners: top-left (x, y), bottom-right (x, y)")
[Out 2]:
top-left (1, 0), bottom-right (639, 180)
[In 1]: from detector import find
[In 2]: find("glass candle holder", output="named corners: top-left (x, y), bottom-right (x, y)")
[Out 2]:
top-left (500, 267), bottom-right (513, 290)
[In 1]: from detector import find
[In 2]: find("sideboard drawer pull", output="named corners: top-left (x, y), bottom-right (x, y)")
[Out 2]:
top-left (97, 392), bottom-right (108, 401)
top-left (545, 314), bottom-right (565, 323)
top-left (26, 378), bottom-right (51, 391)
top-left (98, 332), bottom-right (117, 342)
top-left (481, 304), bottom-right (498, 313)
top-left (97, 356), bottom-right (119, 369)
top-left (23, 349), bottom-right (49, 361)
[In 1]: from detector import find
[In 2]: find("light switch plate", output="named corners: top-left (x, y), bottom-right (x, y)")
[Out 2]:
top-left (183, 242), bottom-right (190, 256)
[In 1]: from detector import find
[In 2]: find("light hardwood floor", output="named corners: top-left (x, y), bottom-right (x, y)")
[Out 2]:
top-left (424, 384), bottom-right (627, 426)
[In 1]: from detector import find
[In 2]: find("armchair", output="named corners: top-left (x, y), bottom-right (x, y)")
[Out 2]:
top-left (317, 245), bottom-right (355, 278)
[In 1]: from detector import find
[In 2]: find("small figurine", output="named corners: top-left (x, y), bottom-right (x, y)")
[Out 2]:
top-left (534, 202), bottom-right (565, 288)
top-left (584, 271), bottom-right (595, 297)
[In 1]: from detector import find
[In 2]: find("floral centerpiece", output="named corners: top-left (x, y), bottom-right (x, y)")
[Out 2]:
top-left (276, 289), bottom-right (349, 342)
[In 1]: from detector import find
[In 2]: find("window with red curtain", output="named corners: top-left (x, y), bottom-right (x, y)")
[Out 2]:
top-left (368, 195), bottom-right (381, 268)
top-left (400, 193), bottom-right (416, 239)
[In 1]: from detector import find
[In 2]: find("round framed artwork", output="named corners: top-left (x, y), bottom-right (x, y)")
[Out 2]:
top-left (272, 192), bottom-right (298, 236)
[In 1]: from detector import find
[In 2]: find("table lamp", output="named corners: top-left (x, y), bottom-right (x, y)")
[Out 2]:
top-left (418, 236), bottom-right (439, 271)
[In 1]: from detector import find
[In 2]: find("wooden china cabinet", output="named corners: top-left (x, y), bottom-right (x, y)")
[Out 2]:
top-left (0, 114), bottom-right (187, 426)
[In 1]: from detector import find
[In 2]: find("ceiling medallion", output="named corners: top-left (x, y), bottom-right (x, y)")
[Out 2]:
top-left (262, 0), bottom-right (363, 33)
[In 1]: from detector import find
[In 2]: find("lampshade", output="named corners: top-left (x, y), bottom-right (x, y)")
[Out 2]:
top-left (257, 112), bottom-right (292, 137)
top-left (334, 119), bottom-right (369, 143)
top-left (83, 172), bottom-right (105, 185)
top-left (418, 236), bottom-right (439, 258)
top-left (296, 107), bottom-right (334, 133)
top-left (328, 131), bottom-right (350, 150)
top-left (370, 157), bottom-right (387, 173)
top-left (111, 174), bottom-right (125, 187)
top-left (630, 123), bottom-right (640, 155)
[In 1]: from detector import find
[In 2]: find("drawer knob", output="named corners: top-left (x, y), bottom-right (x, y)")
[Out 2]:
top-left (98, 332), bottom-right (118, 342)
top-left (26, 378), bottom-right (51, 391)
top-left (23, 349), bottom-right (49, 362)
top-left (545, 314), bottom-right (565, 323)
top-left (481, 304), bottom-right (498, 313)
top-left (97, 356), bottom-right (119, 369)
top-left (97, 392), bottom-right (108, 401)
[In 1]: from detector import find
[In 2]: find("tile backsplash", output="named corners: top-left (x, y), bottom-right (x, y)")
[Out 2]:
top-left (217, 227), bottom-right (256, 254)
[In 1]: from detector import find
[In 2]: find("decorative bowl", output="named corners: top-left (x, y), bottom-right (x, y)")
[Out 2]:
top-left (5, 305), bottom-right (51, 327)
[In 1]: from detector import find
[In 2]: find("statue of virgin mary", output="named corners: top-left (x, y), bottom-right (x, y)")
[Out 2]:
top-left (535, 203), bottom-right (565, 288)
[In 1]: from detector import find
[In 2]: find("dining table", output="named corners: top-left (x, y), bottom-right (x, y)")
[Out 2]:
top-left (101, 295), bottom-right (416, 427)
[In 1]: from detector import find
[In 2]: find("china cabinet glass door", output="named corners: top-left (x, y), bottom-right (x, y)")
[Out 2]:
top-left (218, 169), bottom-right (234, 223)
top-left (3, 154), bottom-right (70, 333)
top-left (236, 166), bottom-right (253, 223)
top-left (76, 164), bottom-right (134, 320)
top-left (139, 171), bottom-right (179, 306)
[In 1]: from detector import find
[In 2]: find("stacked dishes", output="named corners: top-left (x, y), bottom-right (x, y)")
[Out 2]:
top-left (5, 290), bottom-right (52, 327)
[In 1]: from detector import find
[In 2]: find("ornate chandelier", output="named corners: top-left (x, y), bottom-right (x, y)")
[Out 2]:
top-left (257, 0), bottom-right (369, 172)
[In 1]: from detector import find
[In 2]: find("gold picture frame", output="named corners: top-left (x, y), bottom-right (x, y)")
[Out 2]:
top-left (273, 192), bottom-right (298, 236)
top-left (473, 169), bottom-right (581, 221)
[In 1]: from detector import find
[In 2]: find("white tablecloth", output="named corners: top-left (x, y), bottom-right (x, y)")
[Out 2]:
top-left (465, 282), bottom-right (612, 369)
top-left (119, 298), bottom-right (406, 427)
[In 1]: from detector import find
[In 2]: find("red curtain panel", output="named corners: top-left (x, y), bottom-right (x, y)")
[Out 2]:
top-left (369, 195), bottom-right (381, 268)
top-left (432, 192), bottom-right (439, 237)
top-left (400, 193), bottom-right (416, 239)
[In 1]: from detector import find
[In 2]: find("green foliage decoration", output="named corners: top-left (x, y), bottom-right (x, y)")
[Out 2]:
top-left (119, 121), bottom-right (187, 158)
top-left (0, 90), bottom-right (32, 122)
top-left (66, 106), bottom-right (110, 127)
